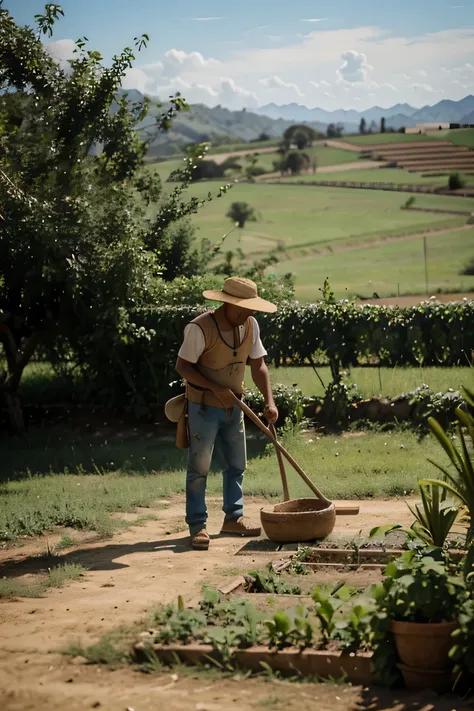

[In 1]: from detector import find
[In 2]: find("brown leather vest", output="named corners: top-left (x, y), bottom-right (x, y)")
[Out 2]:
top-left (186, 312), bottom-right (254, 409)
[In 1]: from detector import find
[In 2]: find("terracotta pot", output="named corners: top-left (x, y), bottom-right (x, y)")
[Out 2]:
top-left (397, 663), bottom-right (453, 693)
top-left (390, 620), bottom-right (457, 670)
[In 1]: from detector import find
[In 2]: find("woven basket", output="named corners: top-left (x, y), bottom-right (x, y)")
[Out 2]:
top-left (260, 498), bottom-right (336, 542)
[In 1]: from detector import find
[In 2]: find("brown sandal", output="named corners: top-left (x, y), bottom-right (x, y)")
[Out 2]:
top-left (191, 529), bottom-right (210, 550)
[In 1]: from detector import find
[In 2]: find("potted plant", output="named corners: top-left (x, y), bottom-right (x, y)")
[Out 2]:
top-left (371, 548), bottom-right (466, 692)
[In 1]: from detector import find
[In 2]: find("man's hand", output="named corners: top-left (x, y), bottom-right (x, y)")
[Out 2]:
top-left (211, 386), bottom-right (236, 410)
top-left (264, 403), bottom-right (279, 424)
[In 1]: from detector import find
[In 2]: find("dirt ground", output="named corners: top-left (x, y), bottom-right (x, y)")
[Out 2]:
top-left (0, 497), bottom-right (472, 711)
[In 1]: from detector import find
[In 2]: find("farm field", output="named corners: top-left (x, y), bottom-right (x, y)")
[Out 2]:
top-left (272, 167), bottom-right (474, 185)
top-left (208, 137), bottom-right (281, 154)
top-left (343, 132), bottom-right (441, 146)
top-left (273, 225), bottom-right (474, 300)
top-left (177, 181), bottom-right (474, 256)
top-left (427, 128), bottom-right (474, 148)
top-left (253, 144), bottom-right (359, 172)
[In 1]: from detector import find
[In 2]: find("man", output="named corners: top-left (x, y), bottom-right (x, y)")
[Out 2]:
top-left (175, 276), bottom-right (278, 550)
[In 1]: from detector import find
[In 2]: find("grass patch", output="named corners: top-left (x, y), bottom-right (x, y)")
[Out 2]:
top-left (0, 562), bottom-right (85, 598)
top-left (277, 168), bottom-right (474, 186)
top-left (55, 534), bottom-right (76, 551)
top-left (272, 226), bottom-right (474, 300)
top-left (0, 426), bottom-right (455, 542)
top-left (63, 624), bottom-right (138, 666)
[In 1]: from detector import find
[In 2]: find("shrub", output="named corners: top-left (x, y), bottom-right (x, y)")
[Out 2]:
top-left (461, 257), bottom-right (474, 276)
top-left (245, 165), bottom-right (267, 177)
top-left (70, 298), bottom-right (474, 413)
top-left (244, 384), bottom-right (308, 426)
top-left (283, 151), bottom-right (310, 176)
top-left (226, 202), bottom-right (257, 228)
top-left (448, 172), bottom-right (466, 190)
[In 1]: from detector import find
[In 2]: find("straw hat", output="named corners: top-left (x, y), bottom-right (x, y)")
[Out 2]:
top-left (165, 393), bottom-right (186, 422)
top-left (203, 277), bottom-right (277, 314)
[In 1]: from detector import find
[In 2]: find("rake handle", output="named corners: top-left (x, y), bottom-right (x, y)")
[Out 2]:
top-left (231, 392), bottom-right (331, 506)
top-left (270, 423), bottom-right (290, 502)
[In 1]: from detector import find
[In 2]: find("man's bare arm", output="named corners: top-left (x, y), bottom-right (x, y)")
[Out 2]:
top-left (249, 357), bottom-right (278, 423)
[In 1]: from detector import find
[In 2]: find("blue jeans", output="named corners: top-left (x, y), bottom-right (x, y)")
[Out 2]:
top-left (186, 402), bottom-right (246, 536)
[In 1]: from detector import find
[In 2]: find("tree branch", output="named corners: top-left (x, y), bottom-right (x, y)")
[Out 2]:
top-left (0, 323), bottom-right (18, 374)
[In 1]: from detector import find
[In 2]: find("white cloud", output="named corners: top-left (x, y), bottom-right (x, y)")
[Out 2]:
top-left (336, 50), bottom-right (373, 84)
top-left (410, 82), bottom-right (443, 94)
top-left (189, 17), bottom-right (225, 21)
top-left (116, 24), bottom-right (474, 112)
top-left (450, 79), bottom-right (468, 88)
top-left (161, 49), bottom-right (220, 76)
top-left (220, 78), bottom-right (259, 107)
top-left (122, 67), bottom-right (154, 94)
top-left (381, 82), bottom-right (399, 92)
top-left (45, 39), bottom-right (80, 72)
top-left (300, 18), bottom-right (327, 22)
top-left (353, 97), bottom-right (362, 101)
top-left (155, 76), bottom-right (257, 109)
top-left (311, 79), bottom-right (331, 88)
top-left (259, 75), bottom-right (304, 97)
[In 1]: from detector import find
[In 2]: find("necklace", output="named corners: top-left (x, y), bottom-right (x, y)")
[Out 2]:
top-left (210, 313), bottom-right (241, 356)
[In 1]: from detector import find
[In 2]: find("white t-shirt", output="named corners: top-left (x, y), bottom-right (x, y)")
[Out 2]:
top-left (178, 316), bottom-right (267, 364)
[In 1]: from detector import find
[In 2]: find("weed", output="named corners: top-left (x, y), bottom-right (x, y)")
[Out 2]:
top-left (0, 562), bottom-right (85, 598)
top-left (55, 535), bottom-right (75, 551)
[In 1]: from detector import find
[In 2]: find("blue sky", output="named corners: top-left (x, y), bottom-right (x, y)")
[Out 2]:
top-left (6, 0), bottom-right (474, 110)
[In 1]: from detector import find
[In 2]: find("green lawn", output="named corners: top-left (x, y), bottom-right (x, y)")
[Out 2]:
top-left (0, 427), bottom-right (453, 542)
top-left (273, 226), bottom-right (474, 300)
top-left (268, 365), bottom-right (474, 399)
top-left (254, 145), bottom-right (359, 173)
top-left (277, 168), bottom-right (474, 186)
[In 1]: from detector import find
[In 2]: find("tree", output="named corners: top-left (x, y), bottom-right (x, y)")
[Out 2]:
top-left (252, 132), bottom-right (270, 142)
top-left (282, 151), bottom-right (310, 175)
top-left (359, 118), bottom-right (367, 135)
top-left (368, 120), bottom-right (378, 134)
top-left (326, 123), bottom-right (344, 138)
top-left (226, 202), bottom-right (257, 228)
top-left (381, 117), bottom-right (386, 134)
top-left (283, 124), bottom-right (320, 150)
top-left (0, 3), bottom-right (228, 430)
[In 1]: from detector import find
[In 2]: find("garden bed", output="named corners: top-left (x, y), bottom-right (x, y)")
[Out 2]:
top-left (133, 640), bottom-right (374, 684)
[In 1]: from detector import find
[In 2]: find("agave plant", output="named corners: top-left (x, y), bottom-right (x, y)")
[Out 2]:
top-left (407, 482), bottom-right (459, 548)
top-left (421, 386), bottom-right (474, 576)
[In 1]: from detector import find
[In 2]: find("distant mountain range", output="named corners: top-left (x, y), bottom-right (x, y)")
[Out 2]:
top-left (119, 90), bottom-right (474, 158)
top-left (255, 95), bottom-right (474, 132)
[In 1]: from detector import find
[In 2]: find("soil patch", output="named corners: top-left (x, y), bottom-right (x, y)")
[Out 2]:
top-left (0, 496), bottom-right (455, 711)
